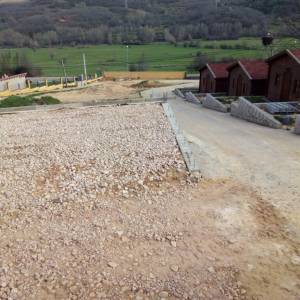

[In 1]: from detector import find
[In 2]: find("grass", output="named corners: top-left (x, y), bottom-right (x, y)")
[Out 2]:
top-left (0, 95), bottom-right (60, 108)
top-left (0, 37), bottom-right (299, 76)
top-left (244, 96), bottom-right (268, 103)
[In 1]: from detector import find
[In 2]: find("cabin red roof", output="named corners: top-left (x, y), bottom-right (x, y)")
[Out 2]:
top-left (227, 60), bottom-right (269, 80)
top-left (266, 48), bottom-right (300, 65)
top-left (200, 62), bottom-right (231, 78)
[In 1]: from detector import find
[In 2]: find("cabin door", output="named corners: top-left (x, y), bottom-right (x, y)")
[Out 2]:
top-left (236, 75), bottom-right (243, 96)
top-left (205, 75), bottom-right (210, 92)
top-left (280, 69), bottom-right (292, 100)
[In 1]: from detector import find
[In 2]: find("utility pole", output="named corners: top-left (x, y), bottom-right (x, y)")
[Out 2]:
top-left (125, 0), bottom-right (128, 9)
top-left (61, 59), bottom-right (67, 87)
top-left (126, 45), bottom-right (129, 71)
top-left (83, 53), bottom-right (88, 82)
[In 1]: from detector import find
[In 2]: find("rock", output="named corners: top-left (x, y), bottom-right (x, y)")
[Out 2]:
top-left (108, 262), bottom-right (118, 268)
top-left (291, 255), bottom-right (300, 265)
top-left (207, 266), bottom-right (215, 274)
top-left (170, 265), bottom-right (179, 272)
top-left (171, 241), bottom-right (177, 248)
top-left (159, 291), bottom-right (169, 298)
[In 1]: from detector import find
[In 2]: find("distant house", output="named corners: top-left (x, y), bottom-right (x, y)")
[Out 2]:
top-left (227, 60), bottom-right (269, 97)
top-left (266, 49), bottom-right (300, 102)
top-left (199, 62), bottom-right (231, 93)
top-left (0, 73), bottom-right (27, 92)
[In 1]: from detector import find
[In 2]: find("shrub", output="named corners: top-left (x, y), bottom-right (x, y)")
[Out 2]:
top-left (0, 96), bottom-right (34, 108)
top-left (0, 95), bottom-right (60, 108)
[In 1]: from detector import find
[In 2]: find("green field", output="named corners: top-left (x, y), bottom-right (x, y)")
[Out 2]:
top-left (0, 37), bottom-right (299, 76)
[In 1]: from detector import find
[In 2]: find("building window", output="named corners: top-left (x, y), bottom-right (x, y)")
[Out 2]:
top-left (274, 74), bottom-right (280, 86)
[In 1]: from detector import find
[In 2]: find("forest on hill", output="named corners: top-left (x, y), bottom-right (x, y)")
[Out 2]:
top-left (0, 0), bottom-right (299, 47)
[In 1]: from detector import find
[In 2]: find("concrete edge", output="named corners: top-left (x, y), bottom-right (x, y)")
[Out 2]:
top-left (162, 102), bottom-right (200, 173)
top-left (0, 98), bottom-right (167, 115)
top-left (295, 115), bottom-right (300, 135)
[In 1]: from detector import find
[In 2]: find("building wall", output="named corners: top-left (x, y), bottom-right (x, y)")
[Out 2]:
top-left (251, 79), bottom-right (268, 96)
top-left (215, 78), bottom-right (228, 94)
top-left (267, 55), bottom-right (300, 101)
top-left (228, 66), bottom-right (251, 96)
top-left (199, 68), bottom-right (215, 93)
top-left (0, 75), bottom-right (27, 92)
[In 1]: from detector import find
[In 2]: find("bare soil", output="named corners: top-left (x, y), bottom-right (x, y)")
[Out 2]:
top-left (46, 80), bottom-right (142, 103)
top-left (0, 101), bottom-right (299, 300)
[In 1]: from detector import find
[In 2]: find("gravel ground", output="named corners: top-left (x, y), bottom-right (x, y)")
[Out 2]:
top-left (0, 104), bottom-right (244, 300)
top-left (1, 103), bottom-right (278, 300)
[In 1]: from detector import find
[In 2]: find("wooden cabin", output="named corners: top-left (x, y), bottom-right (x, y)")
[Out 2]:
top-left (227, 60), bottom-right (269, 97)
top-left (199, 62), bottom-right (231, 93)
top-left (266, 49), bottom-right (300, 102)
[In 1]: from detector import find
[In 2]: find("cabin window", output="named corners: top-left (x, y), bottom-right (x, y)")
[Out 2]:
top-left (274, 74), bottom-right (280, 86)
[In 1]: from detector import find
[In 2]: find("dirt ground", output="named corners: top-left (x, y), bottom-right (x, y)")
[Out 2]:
top-left (0, 98), bottom-right (299, 299)
top-left (45, 80), bottom-right (184, 104)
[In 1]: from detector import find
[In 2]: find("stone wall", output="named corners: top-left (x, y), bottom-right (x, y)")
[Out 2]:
top-left (231, 97), bottom-right (282, 129)
top-left (202, 94), bottom-right (228, 113)
top-left (295, 115), bottom-right (300, 135)
top-left (173, 89), bottom-right (185, 99)
top-left (185, 92), bottom-right (199, 103)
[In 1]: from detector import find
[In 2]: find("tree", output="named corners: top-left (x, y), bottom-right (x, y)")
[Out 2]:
top-left (187, 51), bottom-right (209, 72)
top-left (164, 29), bottom-right (176, 44)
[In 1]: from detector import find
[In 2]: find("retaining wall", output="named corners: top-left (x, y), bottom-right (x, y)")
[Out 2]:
top-left (203, 94), bottom-right (228, 113)
top-left (185, 92), bottom-right (199, 103)
top-left (173, 89), bottom-right (185, 99)
top-left (295, 115), bottom-right (300, 135)
top-left (231, 97), bottom-right (282, 129)
top-left (103, 71), bottom-right (186, 80)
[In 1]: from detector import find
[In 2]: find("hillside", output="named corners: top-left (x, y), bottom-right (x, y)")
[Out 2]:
top-left (0, 0), bottom-right (299, 47)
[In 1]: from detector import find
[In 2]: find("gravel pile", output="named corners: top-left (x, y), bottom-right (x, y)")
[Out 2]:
top-left (0, 104), bottom-right (243, 300)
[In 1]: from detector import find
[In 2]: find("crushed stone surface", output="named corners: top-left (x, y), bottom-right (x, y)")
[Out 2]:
top-left (0, 104), bottom-right (254, 299)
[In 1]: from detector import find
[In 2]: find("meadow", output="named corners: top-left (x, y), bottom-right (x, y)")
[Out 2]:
top-left (0, 37), bottom-right (299, 76)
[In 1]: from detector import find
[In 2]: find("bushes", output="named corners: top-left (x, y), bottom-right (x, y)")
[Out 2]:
top-left (0, 95), bottom-right (60, 108)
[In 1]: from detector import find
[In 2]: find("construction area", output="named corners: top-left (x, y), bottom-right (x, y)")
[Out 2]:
top-left (0, 79), bottom-right (300, 300)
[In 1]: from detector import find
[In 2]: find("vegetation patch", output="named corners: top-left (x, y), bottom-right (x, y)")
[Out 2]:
top-left (0, 95), bottom-right (60, 108)
top-left (244, 96), bottom-right (268, 104)
top-left (216, 96), bottom-right (238, 105)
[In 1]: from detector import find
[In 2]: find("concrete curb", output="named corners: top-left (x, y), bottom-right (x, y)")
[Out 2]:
top-left (0, 98), bottom-right (166, 115)
top-left (162, 102), bottom-right (200, 173)
top-left (295, 115), bottom-right (300, 135)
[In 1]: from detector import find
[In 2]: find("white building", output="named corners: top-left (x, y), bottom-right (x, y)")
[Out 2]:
top-left (0, 73), bottom-right (27, 92)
